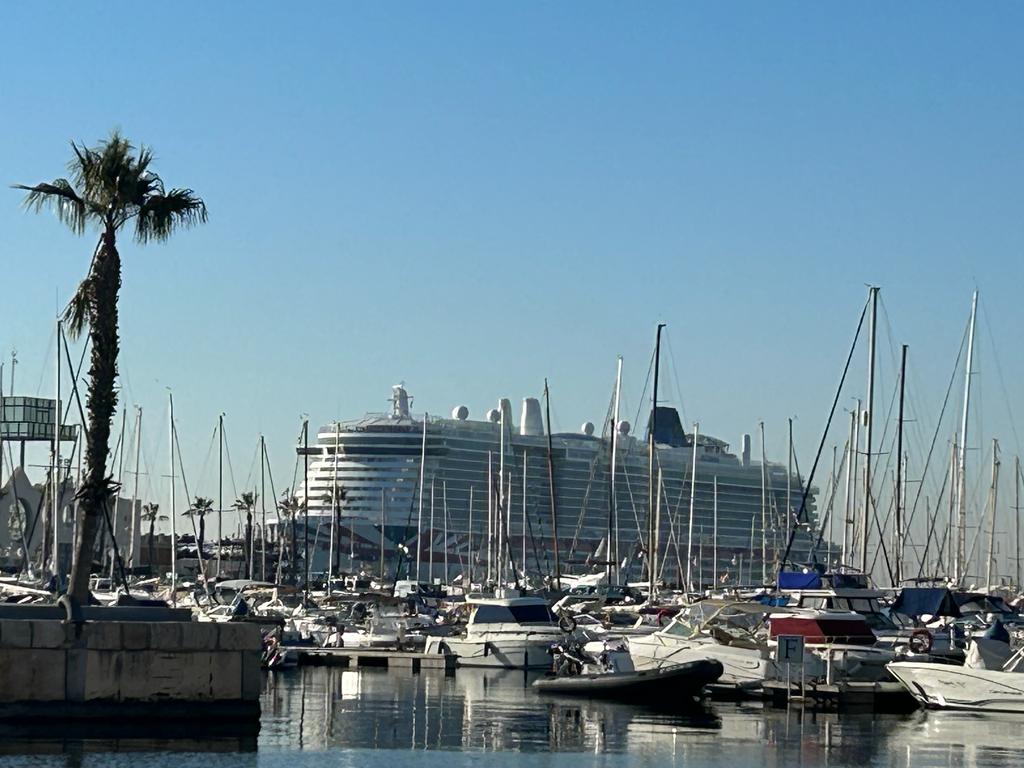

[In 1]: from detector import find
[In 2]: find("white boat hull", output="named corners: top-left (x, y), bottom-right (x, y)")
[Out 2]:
top-left (628, 637), bottom-right (774, 688)
top-left (888, 662), bottom-right (1024, 713)
top-left (426, 636), bottom-right (555, 669)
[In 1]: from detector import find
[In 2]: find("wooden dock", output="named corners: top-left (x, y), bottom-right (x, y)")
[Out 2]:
top-left (296, 647), bottom-right (457, 673)
top-left (762, 680), bottom-right (916, 712)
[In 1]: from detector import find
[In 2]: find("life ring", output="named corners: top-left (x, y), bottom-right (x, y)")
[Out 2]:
top-left (909, 628), bottom-right (933, 654)
top-left (558, 613), bottom-right (577, 633)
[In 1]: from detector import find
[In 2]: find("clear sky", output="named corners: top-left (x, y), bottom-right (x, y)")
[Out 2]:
top-left (1, 4), bottom-right (1023, 568)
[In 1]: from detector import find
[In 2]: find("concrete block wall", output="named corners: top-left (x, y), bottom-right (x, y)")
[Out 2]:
top-left (0, 619), bottom-right (262, 706)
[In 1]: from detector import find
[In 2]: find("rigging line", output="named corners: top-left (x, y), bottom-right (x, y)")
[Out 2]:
top-left (779, 294), bottom-right (870, 570)
top-left (902, 320), bottom-right (969, 564)
top-left (242, 437), bottom-right (260, 491)
top-left (221, 423), bottom-right (239, 500)
top-left (980, 300), bottom-right (1023, 458)
top-left (195, 426), bottom-right (219, 494)
top-left (917, 442), bottom-right (954, 580)
top-left (172, 417), bottom-right (208, 584)
top-left (811, 438), bottom-right (852, 555)
top-left (663, 329), bottom-right (689, 427)
top-left (34, 325), bottom-right (56, 397)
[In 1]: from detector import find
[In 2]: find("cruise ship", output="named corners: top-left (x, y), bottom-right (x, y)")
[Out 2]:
top-left (293, 385), bottom-right (818, 586)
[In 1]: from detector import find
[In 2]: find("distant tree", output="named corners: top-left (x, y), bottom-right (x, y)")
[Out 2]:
top-left (141, 502), bottom-right (167, 569)
top-left (234, 491), bottom-right (256, 579)
top-left (15, 131), bottom-right (206, 602)
top-left (184, 496), bottom-right (214, 559)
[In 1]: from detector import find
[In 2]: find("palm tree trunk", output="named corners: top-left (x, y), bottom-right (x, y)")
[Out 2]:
top-left (199, 516), bottom-right (206, 560)
top-left (149, 519), bottom-right (155, 570)
top-left (67, 229), bottom-right (121, 603)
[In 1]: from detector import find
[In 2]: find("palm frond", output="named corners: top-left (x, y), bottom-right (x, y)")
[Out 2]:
top-left (134, 188), bottom-right (208, 243)
top-left (62, 278), bottom-right (93, 339)
top-left (13, 179), bottom-right (88, 234)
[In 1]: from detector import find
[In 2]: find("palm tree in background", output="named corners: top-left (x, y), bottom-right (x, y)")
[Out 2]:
top-left (141, 502), bottom-right (166, 571)
top-left (234, 491), bottom-right (256, 579)
top-left (185, 496), bottom-right (214, 561)
top-left (15, 131), bottom-right (207, 602)
top-left (276, 492), bottom-right (300, 584)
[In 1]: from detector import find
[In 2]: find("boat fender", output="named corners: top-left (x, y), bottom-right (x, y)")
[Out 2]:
top-left (558, 613), bottom-right (577, 633)
top-left (909, 628), bottom-right (933, 654)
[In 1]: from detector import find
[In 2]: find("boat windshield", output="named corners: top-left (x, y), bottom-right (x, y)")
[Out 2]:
top-left (473, 603), bottom-right (555, 625)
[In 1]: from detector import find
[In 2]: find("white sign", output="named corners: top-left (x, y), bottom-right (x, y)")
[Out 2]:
top-left (777, 634), bottom-right (805, 665)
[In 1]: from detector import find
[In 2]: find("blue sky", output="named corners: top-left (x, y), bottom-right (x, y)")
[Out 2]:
top-left (1, 4), bottom-right (1023, 557)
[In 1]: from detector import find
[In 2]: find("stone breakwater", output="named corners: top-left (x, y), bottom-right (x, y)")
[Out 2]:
top-left (0, 617), bottom-right (262, 721)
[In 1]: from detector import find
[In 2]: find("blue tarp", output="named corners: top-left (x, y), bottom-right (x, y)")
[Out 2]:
top-left (891, 588), bottom-right (961, 618)
top-left (778, 571), bottom-right (822, 589)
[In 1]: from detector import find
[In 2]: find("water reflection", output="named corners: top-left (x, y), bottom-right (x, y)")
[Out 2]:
top-left (2, 669), bottom-right (1024, 767)
top-left (260, 667), bottom-right (1024, 766)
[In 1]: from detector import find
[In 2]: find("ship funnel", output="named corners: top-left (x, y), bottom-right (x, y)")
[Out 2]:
top-left (520, 398), bottom-right (544, 436)
top-left (452, 405), bottom-right (469, 421)
top-left (741, 434), bottom-right (751, 467)
top-left (499, 398), bottom-right (514, 431)
top-left (486, 408), bottom-right (500, 423)
top-left (391, 385), bottom-right (411, 419)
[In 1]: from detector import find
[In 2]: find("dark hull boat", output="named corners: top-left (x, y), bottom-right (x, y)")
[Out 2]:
top-left (532, 658), bottom-right (724, 700)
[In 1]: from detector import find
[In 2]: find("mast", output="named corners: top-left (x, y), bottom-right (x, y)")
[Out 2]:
top-left (443, 480), bottom-right (450, 583)
top-left (860, 285), bottom-right (879, 576)
top-left (416, 414), bottom-right (427, 582)
top-left (486, 451), bottom-right (493, 585)
top-left (609, 357), bottom-right (622, 583)
top-left (985, 439), bottom-right (1000, 588)
top-left (955, 290), bottom-right (978, 584)
top-left (648, 323), bottom-right (665, 596)
top-left (217, 413), bottom-right (224, 577)
top-left (946, 436), bottom-right (957, 577)
top-left (498, 405), bottom-right (506, 586)
top-left (712, 476), bottom-right (719, 591)
top-left (260, 434), bottom-right (266, 581)
top-left (544, 380), bottom-right (560, 592)
top-left (380, 487), bottom-right (386, 585)
top-left (1017, 456), bottom-right (1021, 589)
top-left (842, 410), bottom-right (855, 565)
top-left (168, 391), bottom-right (177, 606)
top-left (467, 485), bottom-right (474, 586)
top-left (786, 418), bottom-right (793, 553)
top-left (128, 407), bottom-right (142, 569)
top-left (428, 477), bottom-right (435, 584)
top-left (828, 445), bottom-right (837, 566)
top-left (654, 466), bottom-right (662, 590)
top-left (894, 344), bottom-right (908, 586)
top-left (52, 318), bottom-right (62, 579)
top-left (303, 418), bottom-right (310, 598)
top-left (759, 422), bottom-right (767, 584)
top-left (685, 422), bottom-right (700, 593)
top-left (521, 451), bottom-right (527, 582)
top-left (328, 422), bottom-right (339, 586)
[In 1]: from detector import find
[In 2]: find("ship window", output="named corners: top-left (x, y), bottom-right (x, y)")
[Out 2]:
top-left (472, 605), bottom-right (516, 623)
top-left (509, 604), bottom-right (555, 624)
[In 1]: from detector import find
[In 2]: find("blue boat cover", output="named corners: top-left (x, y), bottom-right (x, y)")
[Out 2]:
top-left (778, 571), bottom-right (822, 589)
top-left (891, 588), bottom-right (961, 618)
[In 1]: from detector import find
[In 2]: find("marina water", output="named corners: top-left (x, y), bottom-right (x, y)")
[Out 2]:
top-left (0, 666), bottom-right (1022, 767)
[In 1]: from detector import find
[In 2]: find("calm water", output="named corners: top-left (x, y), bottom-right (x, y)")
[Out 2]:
top-left (0, 667), bottom-right (1023, 767)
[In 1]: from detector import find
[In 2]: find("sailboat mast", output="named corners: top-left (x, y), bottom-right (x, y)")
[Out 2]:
top-left (260, 434), bottom-right (266, 581)
top-left (759, 421), bottom-right (767, 584)
top-left (217, 413), bottom-right (224, 578)
top-left (609, 357), bottom-right (622, 583)
top-left (328, 422), bottom-right (339, 585)
top-left (303, 418), bottom-right (310, 597)
top-left (985, 439), bottom-right (1000, 588)
top-left (169, 391), bottom-right (177, 606)
top-left (52, 317), bottom-right (61, 579)
top-left (860, 285), bottom-right (879, 576)
top-left (128, 407), bottom-right (142, 569)
top-left (685, 423), bottom-right (700, 593)
top-left (842, 410), bottom-right (855, 565)
top-left (1017, 456), bottom-right (1021, 590)
top-left (544, 381), bottom-right (560, 592)
top-left (712, 476), bottom-right (719, 591)
top-left (416, 414), bottom-right (427, 583)
top-left (955, 290), bottom-right (978, 585)
top-left (648, 323), bottom-right (665, 596)
top-left (894, 344), bottom-right (907, 586)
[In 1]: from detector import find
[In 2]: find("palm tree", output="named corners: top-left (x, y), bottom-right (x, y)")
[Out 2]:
top-left (276, 492), bottom-right (300, 584)
top-left (16, 131), bottom-right (207, 603)
top-left (141, 502), bottom-right (167, 571)
top-left (185, 496), bottom-right (214, 560)
top-left (234, 491), bottom-right (256, 579)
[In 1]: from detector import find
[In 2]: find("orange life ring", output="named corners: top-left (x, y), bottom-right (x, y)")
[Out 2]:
top-left (909, 628), bottom-right (933, 654)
